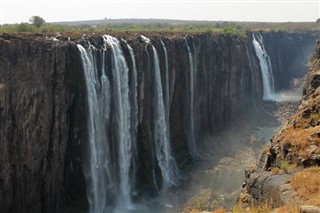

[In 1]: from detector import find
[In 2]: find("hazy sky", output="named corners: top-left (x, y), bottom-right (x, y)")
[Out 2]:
top-left (1, 0), bottom-right (319, 24)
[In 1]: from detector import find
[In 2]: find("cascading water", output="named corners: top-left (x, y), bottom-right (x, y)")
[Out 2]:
top-left (78, 35), bottom-right (134, 212)
top-left (127, 43), bottom-right (138, 143)
top-left (185, 37), bottom-right (197, 159)
top-left (252, 33), bottom-right (275, 100)
top-left (78, 44), bottom-right (112, 213)
top-left (160, 40), bottom-right (170, 146)
top-left (103, 35), bottom-right (133, 207)
top-left (152, 45), bottom-right (177, 189)
top-left (123, 39), bottom-right (139, 194)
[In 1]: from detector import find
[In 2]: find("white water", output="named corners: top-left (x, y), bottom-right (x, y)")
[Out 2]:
top-left (122, 39), bottom-right (139, 193)
top-left (78, 35), bottom-right (135, 212)
top-left (160, 40), bottom-right (170, 144)
top-left (252, 33), bottom-right (275, 100)
top-left (78, 44), bottom-right (112, 213)
top-left (140, 35), bottom-right (151, 43)
top-left (78, 35), bottom-right (182, 212)
top-left (185, 37), bottom-right (197, 159)
top-left (103, 35), bottom-right (133, 207)
top-left (151, 44), bottom-right (177, 189)
top-left (127, 42), bottom-right (138, 137)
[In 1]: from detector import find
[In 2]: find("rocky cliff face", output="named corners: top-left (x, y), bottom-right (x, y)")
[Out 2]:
top-left (0, 31), bottom-right (317, 212)
top-left (240, 40), bottom-right (320, 211)
top-left (0, 35), bottom-right (87, 213)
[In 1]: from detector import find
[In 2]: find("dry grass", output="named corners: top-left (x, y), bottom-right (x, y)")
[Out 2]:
top-left (213, 208), bottom-right (226, 213)
top-left (297, 149), bottom-right (310, 159)
top-left (282, 127), bottom-right (319, 147)
top-left (281, 160), bottom-right (290, 174)
top-left (248, 204), bottom-right (271, 213)
top-left (234, 203), bottom-right (300, 213)
top-left (261, 146), bottom-right (270, 154)
top-left (271, 167), bottom-right (280, 175)
top-left (233, 202), bottom-right (271, 213)
top-left (187, 210), bottom-right (202, 213)
top-left (270, 88), bottom-right (320, 163)
top-left (271, 161), bottom-right (297, 174)
top-left (275, 205), bottom-right (299, 213)
top-left (290, 166), bottom-right (320, 206)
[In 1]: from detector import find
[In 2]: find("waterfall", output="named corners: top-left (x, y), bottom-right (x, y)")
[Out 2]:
top-left (160, 40), bottom-right (170, 142)
top-left (78, 35), bottom-right (134, 212)
top-left (78, 34), bottom-right (180, 211)
top-left (185, 37), bottom-right (197, 159)
top-left (146, 40), bottom-right (176, 189)
top-left (103, 35), bottom-right (132, 207)
top-left (252, 33), bottom-right (275, 100)
top-left (123, 39), bottom-right (138, 194)
top-left (77, 44), bottom-right (112, 213)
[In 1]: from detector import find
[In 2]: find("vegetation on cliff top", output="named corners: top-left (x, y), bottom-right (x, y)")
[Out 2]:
top-left (1, 17), bottom-right (320, 36)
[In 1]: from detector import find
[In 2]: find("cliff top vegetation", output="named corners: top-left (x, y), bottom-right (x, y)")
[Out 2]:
top-left (1, 18), bottom-right (320, 36)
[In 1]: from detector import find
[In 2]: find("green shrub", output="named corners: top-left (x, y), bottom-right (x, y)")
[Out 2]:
top-left (223, 27), bottom-right (238, 35)
top-left (205, 28), bottom-right (213, 34)
top-left (281, 160), bottom-right (289, 174)
top-left (17, 23), bottom-right (34, 32)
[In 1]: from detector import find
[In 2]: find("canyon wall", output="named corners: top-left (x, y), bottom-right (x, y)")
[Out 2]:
top-left (262, 31), bottom-right (318, 91)
top-left (0, 35), bottom-right (87, 213)
top-left (0, 31), bottom-right (317, 212)
top-left (240, 39), bottom-right (320, 210)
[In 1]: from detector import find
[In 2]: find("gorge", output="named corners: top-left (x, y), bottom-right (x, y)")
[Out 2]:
top-left (0, 31), bottom-right (318, 213)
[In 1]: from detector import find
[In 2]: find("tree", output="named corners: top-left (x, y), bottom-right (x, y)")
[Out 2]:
top-left (316, 18), bottom-right (320, 24)
top-left (29, 16), bottom-right (45, 28)
top-left (17, 22), bottom-right (33, 32)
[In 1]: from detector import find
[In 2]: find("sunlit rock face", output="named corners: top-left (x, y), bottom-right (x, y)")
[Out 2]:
top-left (0, 31), bottom-right (317, 212)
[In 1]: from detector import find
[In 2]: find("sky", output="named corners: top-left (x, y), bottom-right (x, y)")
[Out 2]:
top-left (0, 0), bottom-right (320, 24)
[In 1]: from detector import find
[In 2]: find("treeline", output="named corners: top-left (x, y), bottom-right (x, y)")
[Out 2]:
top-left (1, 17), bottom-right (319, 35)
